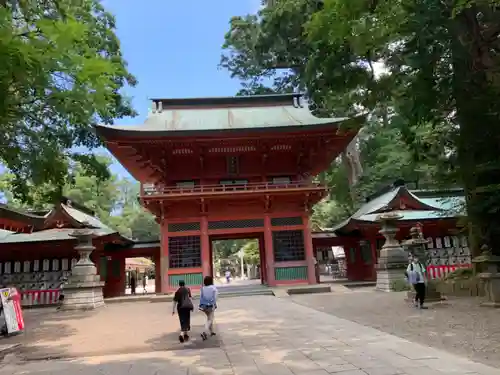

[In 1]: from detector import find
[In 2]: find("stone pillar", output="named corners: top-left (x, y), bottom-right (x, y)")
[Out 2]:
top-left (61, 229), bottom-right (105, 310)
top-left (402, 226), bottom-right (442, 302)
top-left (375, 212), bottom-right (408, 292)
top-left (473, 247), bottom-right (500, 308)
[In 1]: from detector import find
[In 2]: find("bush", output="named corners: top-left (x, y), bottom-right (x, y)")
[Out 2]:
top-left (435, 268), bottom-right (485, 297)
top-left (443, 268), bottom-right (474, 281)
top-left (391, 279), bottom-right (411, 291)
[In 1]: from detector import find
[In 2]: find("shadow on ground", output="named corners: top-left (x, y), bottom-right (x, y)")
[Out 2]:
top-left (1, 301), bottom-right (279, 362)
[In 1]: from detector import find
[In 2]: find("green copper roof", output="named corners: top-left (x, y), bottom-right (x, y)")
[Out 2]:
top-left (0, 228), bottom-right (114, 244)
top-left (329, 186), bottom-right (465, 234)
top-left (0, 203), bottom-right (116, 244)
top-left (95, 94), bottom-right (363, 137)
top-left (61, 204), bottom-right (113, 232)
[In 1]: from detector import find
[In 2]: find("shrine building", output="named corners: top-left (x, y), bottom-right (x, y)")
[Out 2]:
top-left (0, 198), bottom-right (144, 305)
top-left (96, 93), bottom-right (363, 292)
top-left (312, 181), bottom-right (470, 282)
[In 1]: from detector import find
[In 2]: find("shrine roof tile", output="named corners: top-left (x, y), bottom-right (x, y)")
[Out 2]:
top-left (0, 227), bottom-right (115, 244)
top-left (0, 229), bottom-right (13, 240)
top-left (419, 196), bottom-right (465, 212)
top-left (0, 204), bottom-right (45, 227)
top-left (351, 188), bottom-right (401, 219)
top-left (95, 94), bottom-right (364, 137)
top-left (61, 204), bottom-right (113, 231)
top-left (356, 209), bottom-right (462, 223)
top-left (330, 186), bottom-right (465, 234)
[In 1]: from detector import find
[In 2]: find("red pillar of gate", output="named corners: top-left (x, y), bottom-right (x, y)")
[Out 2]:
top-left (160, 221), bottom-right (169, 293)
top-left (303, 215), bottom-right (318, 285)
top-left (201, 216), bottom-right (211, 278)
top-left (259, 235), bottom-right (267, 284)
top-left (263, 214), bottom-right (276, 287)
top-left (154, 248), bottom-right (161, 294)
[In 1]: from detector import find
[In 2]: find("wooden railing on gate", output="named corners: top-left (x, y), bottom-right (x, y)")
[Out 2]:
top-left (141, 181), bottom-right (325, 196)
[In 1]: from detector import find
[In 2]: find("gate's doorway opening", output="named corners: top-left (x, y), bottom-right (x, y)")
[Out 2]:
top-left (210, 233), bottom-right (265, 286)
top-left (125, 257), bottom-right (155, 295)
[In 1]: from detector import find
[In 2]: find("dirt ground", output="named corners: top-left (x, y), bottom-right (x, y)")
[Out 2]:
top-left (1, 302), bottom-right (223, 360)
top-left (291, 288), bottom-right (500, 368)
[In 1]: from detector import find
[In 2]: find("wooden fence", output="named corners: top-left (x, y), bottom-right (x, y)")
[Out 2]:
top-left (20, 289), bottom-right (60, 307)
top-left (426, 264), bottom-right (472, 280)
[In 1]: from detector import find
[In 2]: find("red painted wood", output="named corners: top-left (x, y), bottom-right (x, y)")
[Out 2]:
top-left (274, 260), bottom-right (308, 268)
top-left (258, 235), bottom-right (266, 284)
top-left (263, 215), bottom-right (276, 287)
top-left (302, 216), bottom-right (316, 285)
top-left (168, 267), bottom-right (202, 275)
top-left (273, 279), bottom-right (308, 285)
top-left (201, 216), bottom-right (210, 277)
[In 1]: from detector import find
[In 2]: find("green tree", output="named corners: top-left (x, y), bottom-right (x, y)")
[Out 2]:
top-left (0, 161), bottom-right (160, 241)
top-left (222, 0), bottom-right (496, 255)
top-left (107, 179), bottom-right (160, 241)
top-left (0, 0), bottom-right (136, 203)
top-left (212, 240), bottom-right (248, 262)
top-left (241, 240), bottom-right (260, 265)
top-left (305, 0), bottom-right (500, 255)
top-left (0, 155), bottom-right (120, 213)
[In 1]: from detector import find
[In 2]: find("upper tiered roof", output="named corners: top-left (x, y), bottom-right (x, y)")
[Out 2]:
top-left (95, 93), bottom-right (363, 138)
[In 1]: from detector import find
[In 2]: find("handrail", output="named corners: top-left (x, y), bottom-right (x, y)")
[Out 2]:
top-left (141, 181), bottom-right (325, 196)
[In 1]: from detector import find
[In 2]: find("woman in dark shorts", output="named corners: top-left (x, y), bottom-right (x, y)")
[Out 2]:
top-left (172, 280), bottom-right (193, 343)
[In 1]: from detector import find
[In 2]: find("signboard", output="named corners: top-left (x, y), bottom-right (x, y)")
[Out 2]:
top-left (331, 246), bottom-right (345, 259)
top-left (0, 288), bottom-right (24, 334)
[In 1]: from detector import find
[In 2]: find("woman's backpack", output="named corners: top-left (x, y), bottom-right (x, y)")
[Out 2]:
top-left (179, 288), bottom-right (194, 310)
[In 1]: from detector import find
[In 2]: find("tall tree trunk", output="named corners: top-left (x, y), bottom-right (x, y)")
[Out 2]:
top-left (452, 9), bottom-right (500, 257)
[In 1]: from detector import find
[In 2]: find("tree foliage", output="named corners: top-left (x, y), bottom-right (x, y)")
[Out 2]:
top-left (241, 239), bottom-right (260, 265)
top-left (212, 239), bottom-right (248, 262)
top-left (0, 0), bottom-right (136, 203)
top-left (222, 0), bottom-right (500, 256)
top-left (0, 157), bottom-right (159, 242)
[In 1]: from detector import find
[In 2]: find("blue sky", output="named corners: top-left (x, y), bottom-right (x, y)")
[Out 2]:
top-left (103, 0), bottom-right (261, 179)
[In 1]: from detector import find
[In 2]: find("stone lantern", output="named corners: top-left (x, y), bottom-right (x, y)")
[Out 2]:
top-left (375, 212), bottom-right (408, 291)
top-left (402, 225), bottom-right (442, 302)
top-left (472, 245), bottom-right (500, 308)
top-left (60, 226), bottom-right (105, 310)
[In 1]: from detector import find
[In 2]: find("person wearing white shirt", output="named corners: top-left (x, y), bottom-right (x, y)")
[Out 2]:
top-left (199, 276), bottom-right (218, 340)
top-left (406, 255), bottom-right (428, 309)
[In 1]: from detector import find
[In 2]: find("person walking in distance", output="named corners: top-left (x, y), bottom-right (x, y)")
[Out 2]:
top-left (199, 276), bottom-right (218, 340)
top-left (143, 275), bottom-right (148, 294)
top-left (172, 280), bottom-right (194, 343)
top-left (130, 274), bottom-right (136, 295)
top-left (406, 255), bottom-right (428, 309)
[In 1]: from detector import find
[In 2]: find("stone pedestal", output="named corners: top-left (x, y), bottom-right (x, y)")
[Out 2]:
top-left (61, 229), bottom-right (105, 311)
top-left (403, 225), bottom-right (443, 302)
top-left (473, 248), bottom-right (500, 308)
top-left (375, 212), bottom-right (408, 292)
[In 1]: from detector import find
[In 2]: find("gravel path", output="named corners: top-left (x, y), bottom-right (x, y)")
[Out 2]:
top-left (291, 289), bottom-right (500, 368)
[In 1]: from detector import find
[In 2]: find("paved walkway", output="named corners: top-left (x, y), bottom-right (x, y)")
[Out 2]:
top-left (291, 291), bottom-right (500, 368)
top-left (0, 296), bottom-right (498, 374)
